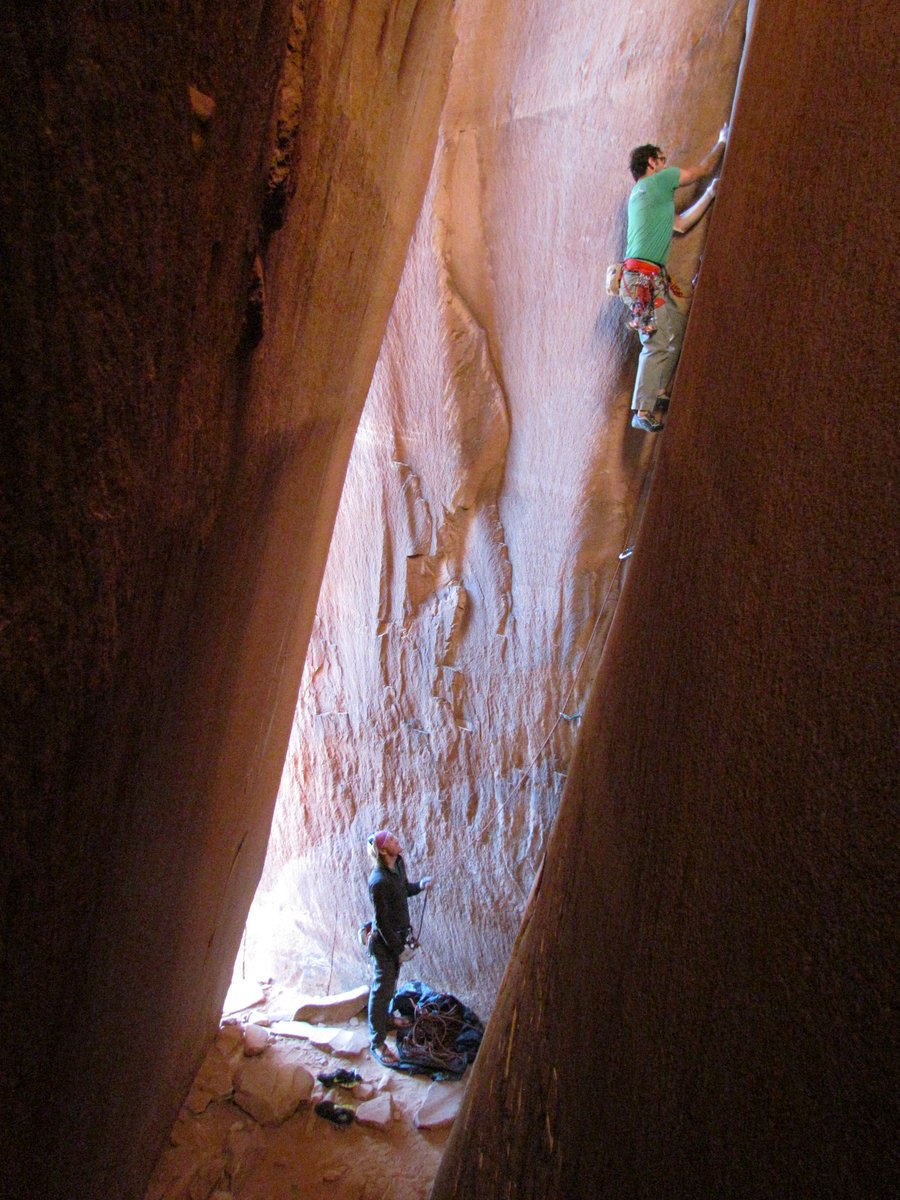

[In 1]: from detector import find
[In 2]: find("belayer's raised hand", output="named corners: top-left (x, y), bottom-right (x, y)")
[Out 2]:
top-left (419, 875), bottom-right (433, 890)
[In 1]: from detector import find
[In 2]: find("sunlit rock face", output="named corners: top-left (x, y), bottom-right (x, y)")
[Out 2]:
top-left (1, 3), bottom-right (454, 1198)
top-left (433, 0), bottom-right (896, 1196)
top-left (245, 0), bottom-right (747, 1015)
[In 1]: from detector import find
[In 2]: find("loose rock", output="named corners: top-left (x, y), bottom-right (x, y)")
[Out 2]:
top-left (233, 1052), bottom-right (315, 1125)
top-left (242, 1023), bottom-right (270, 1056)
top-left (414, 1082), bottom-right (463, 1130)
top-left (271, 1020), bottom-right (369, 1056)
top-left (292, 984), bottom-right (369, 1025)
top-left (355, 1093), bottom-right (393, 1129)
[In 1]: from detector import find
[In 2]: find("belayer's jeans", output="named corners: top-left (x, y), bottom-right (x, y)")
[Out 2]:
top-left (368, 941), bottom-right (400, 1048)
top-left (627, 280), bottom-right (687, 412)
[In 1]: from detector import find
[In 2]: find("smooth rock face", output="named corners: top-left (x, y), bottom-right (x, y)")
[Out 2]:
top-left (244, 0), bottom-right (747, 1019)
top-left (432, 1), bottom-right (897, 1197)
top-left (1, 3), bottom-right (454, 1198)
top-left (3, 2), bottom-right (893, 1199)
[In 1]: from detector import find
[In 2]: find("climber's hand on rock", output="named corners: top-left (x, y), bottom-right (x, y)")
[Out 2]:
top-left (708, 177), bottom-right (719, 197)
top-left (719, 122), bottom-right (729, 144)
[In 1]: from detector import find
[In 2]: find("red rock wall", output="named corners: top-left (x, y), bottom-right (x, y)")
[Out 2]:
top-left (432, 0), bottom-right (898, 1195)
top-left (0, 3), bottom-right (454, 1198)
top-left (245, 0), bottom-right (746, 1018)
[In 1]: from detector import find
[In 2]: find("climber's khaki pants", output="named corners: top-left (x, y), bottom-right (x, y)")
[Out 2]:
top-left (624, 275), bottom-right (687, 412)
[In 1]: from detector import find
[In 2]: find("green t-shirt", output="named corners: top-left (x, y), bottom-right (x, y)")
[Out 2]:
top-left (625, 166), bottom-right (680, 265)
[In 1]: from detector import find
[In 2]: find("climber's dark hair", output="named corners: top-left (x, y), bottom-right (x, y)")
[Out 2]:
top-left (629, 144), bottom-right (662, 181)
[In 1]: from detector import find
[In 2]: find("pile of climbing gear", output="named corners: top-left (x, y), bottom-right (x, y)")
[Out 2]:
top-left (389, 981), bottom-right (484, 1079)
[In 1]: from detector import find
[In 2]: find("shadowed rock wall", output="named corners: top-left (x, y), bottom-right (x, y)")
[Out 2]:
top-left (244, 0), bottom-right (746, 1019)
top-left (0, 3), bottom-right (454, 1197)
top-left (432, 0), bottom-right (898, 1196)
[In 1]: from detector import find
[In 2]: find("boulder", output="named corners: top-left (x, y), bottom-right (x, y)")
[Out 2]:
top-left (355, 1094), bottom-right (393, 1129)
top-left (233, 1053), bottom-right (315, 1126)
top-left (242, 1024), bottom-right (271, 1056)
top-left (292, 984), bottom-right (369, 1025)
top-left (270, 1021), bottom-right (369, 1056)
top-left (184, 1044), bottom-right (236, 1114)
top-left (414, 1083), bottom-right (464, 1130)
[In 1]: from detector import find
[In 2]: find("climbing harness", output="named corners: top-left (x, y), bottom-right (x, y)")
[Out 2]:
top-left (360, 867), bottom-right (430, 959)
top-left (621, 259), bottom-right (668, 334)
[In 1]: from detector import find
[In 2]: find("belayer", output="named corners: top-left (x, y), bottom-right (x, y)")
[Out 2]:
top-left (365, 830), bottom-right (432, 1065)
top-left (620, 124), bottom-right (728, 432)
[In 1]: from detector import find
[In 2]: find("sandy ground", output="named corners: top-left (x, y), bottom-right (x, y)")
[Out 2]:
top-left (144, 987), bottom-right (463, 1200)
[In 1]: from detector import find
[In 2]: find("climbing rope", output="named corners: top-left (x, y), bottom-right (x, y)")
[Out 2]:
top-left (396, 997), bottom-right (468, 1074)
top-left (415, 886), bottom-right (429, 943)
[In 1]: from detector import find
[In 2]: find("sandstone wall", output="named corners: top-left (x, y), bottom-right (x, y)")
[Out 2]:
top-left (244, 0), bottom-right (746, 1017)
top-left (433, 0), bottom-right (898, 1195)
top-left (0, 4), bottom-right (454, 1197)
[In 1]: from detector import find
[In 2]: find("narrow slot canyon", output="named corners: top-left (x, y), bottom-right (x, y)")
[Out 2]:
top-left (1, 2), bottom-right (895, 1200)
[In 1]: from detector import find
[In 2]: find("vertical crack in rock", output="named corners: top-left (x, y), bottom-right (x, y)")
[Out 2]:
top-left (246, 0), bottom-right (757, 1032)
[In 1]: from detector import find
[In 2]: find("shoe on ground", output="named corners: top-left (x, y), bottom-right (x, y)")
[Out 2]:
top-left (317, 1068), bottom-right (362, 1088)
top-left (314, 1099), bottom-right (355, 1126)
top-left (371, 1041), bottom-right (398, 1066)
top-left (632, 410), bottom-right (664, 432)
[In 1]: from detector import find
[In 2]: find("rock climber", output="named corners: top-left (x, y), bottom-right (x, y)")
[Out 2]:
top-left (365, 829), bottom-right (432, 1065)
top-left (622, 124), bottom-right (728, 432)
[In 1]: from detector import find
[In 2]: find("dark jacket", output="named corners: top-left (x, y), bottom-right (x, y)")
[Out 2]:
top-left (368, 855), bottom-right (422, 957)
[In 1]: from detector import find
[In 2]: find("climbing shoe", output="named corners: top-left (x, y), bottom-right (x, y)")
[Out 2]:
top-left (317, 1068), bottom-right (362, 1089)
top-left (632, 410), bottom-right (664, 432)
top-left (314, 1100), bottom-right (355, 1126)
